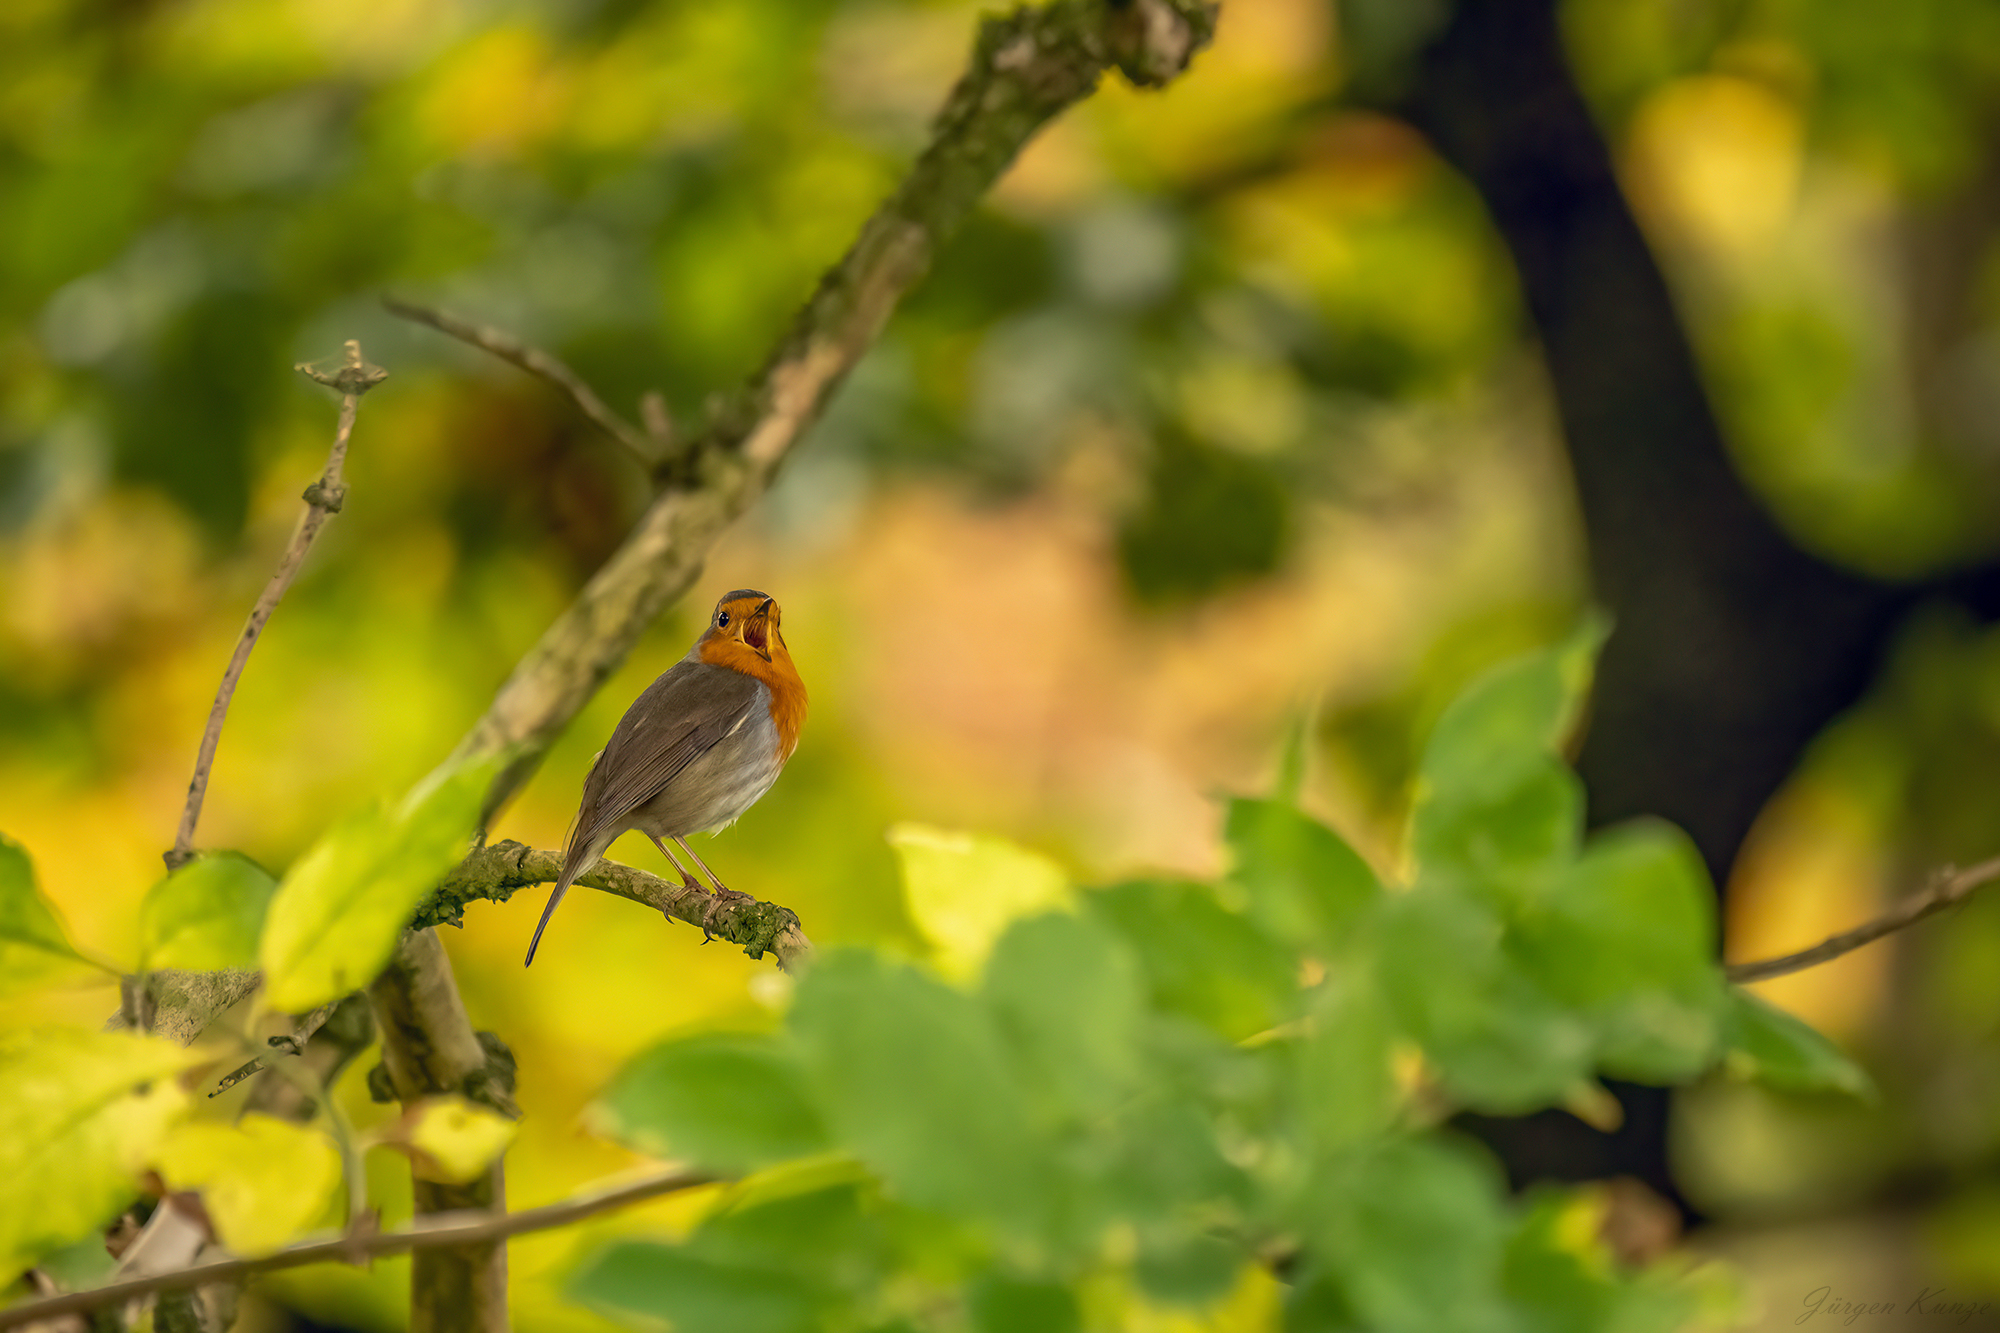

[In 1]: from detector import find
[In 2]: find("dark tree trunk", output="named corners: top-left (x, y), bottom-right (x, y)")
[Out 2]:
top-left (1393, 0), bottom-right (1932, 1213)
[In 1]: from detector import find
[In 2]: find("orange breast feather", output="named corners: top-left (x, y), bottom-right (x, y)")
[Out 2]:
top-left (698, 636), bottom-right (807, 759)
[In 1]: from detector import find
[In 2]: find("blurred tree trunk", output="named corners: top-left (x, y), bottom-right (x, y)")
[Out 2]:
top-left (1393, 0), bottom-right (1922, 1213)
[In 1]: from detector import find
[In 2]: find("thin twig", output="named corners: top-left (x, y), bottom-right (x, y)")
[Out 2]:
top-left (382, 297), bottom-right (664, 466)
top-left (207, 998), bottom-right (342, 1098)
top-left (0, 1167), bottom-right (718, 1330)
top-left (1725, 855), bottom-right (2000, 983)
top-left (166, 341), bottom-right (387, 871)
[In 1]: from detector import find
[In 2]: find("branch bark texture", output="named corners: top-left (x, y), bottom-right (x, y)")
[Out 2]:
top-left (107, 970), bottom-right (259, 1047)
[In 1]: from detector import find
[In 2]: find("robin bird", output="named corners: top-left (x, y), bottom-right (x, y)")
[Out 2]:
top-left (525, 589), bottom-right (807, 965)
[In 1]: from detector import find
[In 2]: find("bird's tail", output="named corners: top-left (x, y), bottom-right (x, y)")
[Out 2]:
top-left (523, 876), bottom-right (571, 967)
top-left (525, 828), bottom-right (606, 966)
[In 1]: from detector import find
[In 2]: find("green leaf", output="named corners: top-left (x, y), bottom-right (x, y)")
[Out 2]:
top-left (889, 825), bottom-right (1070, 981)
top-left (687, 1183), bottom-right (885, 1296)
top-left (1133, 1230), bottom-right (1242, 1307)
top-left (33, 1234), bottom-right (120, 1292)
top-left (0, 1029), bottom-right (204, 1281)
top-left (1416, 621), bottom-right (1605, 795)
top-left (1088, 879), bottom-right (1296, 1040)
top-left (1282, 1268), bottom-right (1363, 1331)
top-left (1408, 622), bottom-right (1606, 888)
top-left (570, 1240), bottom-right (823, 1333)
top-left (1227, 799), bottom-right (1381, 950)
top-left (590, 1033), bottom-right (828, 1173)
top-left (259, 756), bottom-right (492, 1010)
top-left (1319, 1138), bottom-right (1515, 1333)
top-left (1416, 761), bottom-right (1585, 893)
top-left (788, 950), bottom-right (1060, 1239)
top-left (1512, 822), bottom-right (1726, 1083)
top-left (981, 912), bottom-right (1146, 1124)
top-left (1099, 1094), bottom-right (1247, 1222)
top-left (1295, 965), bottom-right (1398, 1158)
top-left (1720, 988), bottom-right (1873, 1097)
top-left (154, 1114), bottom-right (339, 1254)
top-left (968, 1276), bottom-right (1080, 1333)
top-left (139, 852), bottom-right (275, 972)
top-left (1378, 886), bottom-right (1592, 1111)
top-left (0, 833), bottom-right (103, 996)
top-left (1089, 1020), bottom-right (1273, 1228)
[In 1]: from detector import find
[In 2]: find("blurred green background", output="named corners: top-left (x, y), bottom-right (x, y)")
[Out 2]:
top-left (5, 0), bottom-right (2000, 1328)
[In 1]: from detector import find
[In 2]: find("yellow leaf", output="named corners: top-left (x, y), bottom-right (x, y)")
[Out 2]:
top-left (380, 1096), bottom-right (517, 1184)
top-left (154, 1115), bottom-right (340, 1255)
top-left (139, 853), bottom-right (275, 972)
top-left (259, 755), bottom-right (493, 1011)
top-left (0, 1029), bottom-right (204, 1281)
top-left (887, 825), bottom-right (1069, 981)
top-left (0, 833), bottom-right (107, 998)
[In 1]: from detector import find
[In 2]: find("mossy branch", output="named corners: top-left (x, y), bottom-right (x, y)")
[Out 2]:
top-left (420, 841), bottom-right (813, 972)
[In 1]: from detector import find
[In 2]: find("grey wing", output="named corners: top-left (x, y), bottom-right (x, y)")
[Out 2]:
top-left (580, 661), bottom-right (764, 834)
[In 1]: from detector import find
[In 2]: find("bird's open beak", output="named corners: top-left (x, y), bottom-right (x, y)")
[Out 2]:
top-left (742, 600), bottom-right (775, 660)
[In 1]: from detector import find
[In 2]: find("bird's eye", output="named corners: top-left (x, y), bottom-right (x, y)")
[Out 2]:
top-left (717, 611), bottom-right (730, 628)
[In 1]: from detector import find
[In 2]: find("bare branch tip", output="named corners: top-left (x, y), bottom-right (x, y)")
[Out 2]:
top-left (1724, 849), bottom-right (2000, 984)
top-left (296, 343), bottom-right (389, 395)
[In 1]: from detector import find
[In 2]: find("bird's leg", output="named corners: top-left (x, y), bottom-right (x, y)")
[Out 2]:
top-left (651, 835), bottom-right (724, 944)
top-left (648, 836), bottom-right (720, 940)
top-left (673, 837), bottom-right (731, 893)
top-left (676, 836), bottom-right (758, 941)
top-left (649, 835), bottom-right (704, 893)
